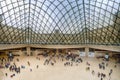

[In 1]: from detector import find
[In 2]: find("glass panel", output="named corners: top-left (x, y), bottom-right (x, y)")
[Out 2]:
top-left (0, 0), bottom-right (119, 45)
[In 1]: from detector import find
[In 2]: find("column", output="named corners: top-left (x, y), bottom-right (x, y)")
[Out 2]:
top-left (19, 50), bottom-right (23, 56)
top-left (56, 49), bottom-right (59, 54)
top-left (26, 47), bottom-right (31, 56)
top-left (34, 50), bottom-right (38, 56)
top-left (85, 47), bottom-right (89, 57)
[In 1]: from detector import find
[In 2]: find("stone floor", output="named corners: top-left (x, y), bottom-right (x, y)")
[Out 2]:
top-left (0, 56), bottom-right (120, 80)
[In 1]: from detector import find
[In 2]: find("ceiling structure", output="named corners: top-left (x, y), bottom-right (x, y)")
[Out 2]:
top-left (0, 0), bottom-right (120, 45)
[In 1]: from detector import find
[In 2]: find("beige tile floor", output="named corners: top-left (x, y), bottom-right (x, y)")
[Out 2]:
top-left (0, 56), bottom-right (120, 80)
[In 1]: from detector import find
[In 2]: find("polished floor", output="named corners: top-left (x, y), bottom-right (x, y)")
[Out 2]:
top-left (0, 56), bottom-right (120, 80)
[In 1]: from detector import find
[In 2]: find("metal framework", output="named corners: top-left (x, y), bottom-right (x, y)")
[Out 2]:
top-left (0, 0), bottom-right (120, 45)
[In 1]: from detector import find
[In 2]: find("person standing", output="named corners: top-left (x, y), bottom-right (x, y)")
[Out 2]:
top-left (37, 65), bottom-right (39, 68)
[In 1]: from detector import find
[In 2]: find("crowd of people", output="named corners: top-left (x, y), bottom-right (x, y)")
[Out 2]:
top-left (85, 59), bottom-right (118, 80)
top-left (0, 57), bottom-right (21, 78)
top-left (0, 52), bottom-right (119, 80)
top-left (43, 53), bottom-right (83, 67)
